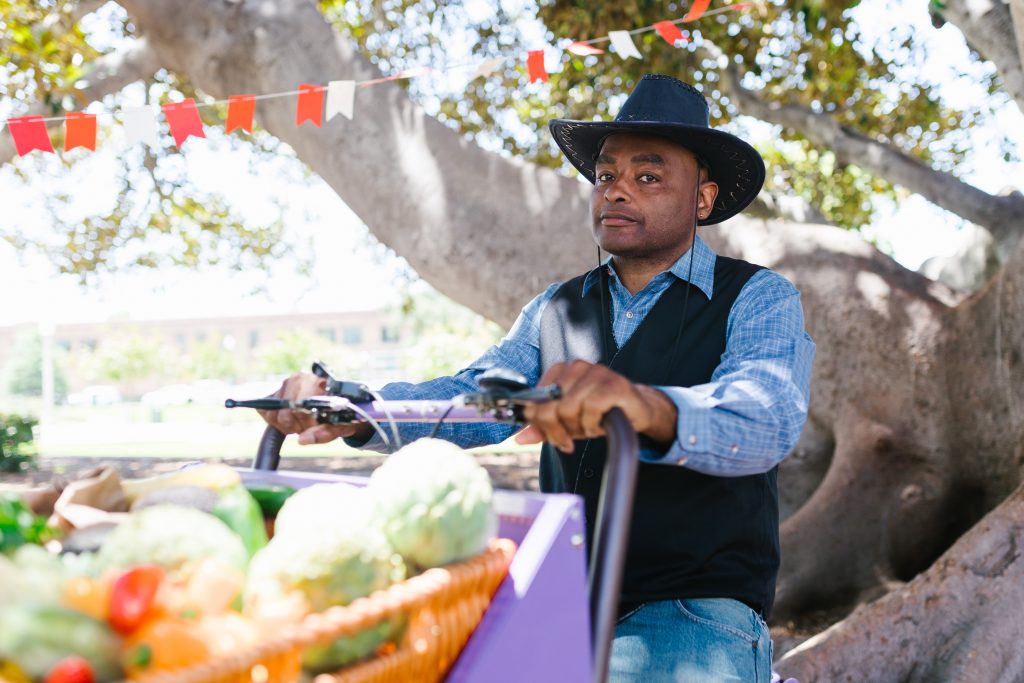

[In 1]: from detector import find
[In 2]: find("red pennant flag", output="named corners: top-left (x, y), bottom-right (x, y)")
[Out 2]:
top-left (162, 98), bottom-right (206, 148)
top-left (683, 0), bottom-right (711, 22)
top-left (567, 41), bottom-right (604, 56)
top-left (296, 84), bottom-right (324, 127)
top-left (226, 95), bottom-right (256, 134)
top-left (654, 21), bottom-right (687, 46)
top-left (7, 116), bottom-right (55, 156)
top-left (527, 50), bottom-right (548, 83)
top-left (64, 112), bottom-right (97, 152)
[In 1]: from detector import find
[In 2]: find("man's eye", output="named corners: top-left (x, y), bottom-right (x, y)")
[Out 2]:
top-left (596, 171), bottom-right (614, 182)
top-left (638, 173), bottom-right (658, 183)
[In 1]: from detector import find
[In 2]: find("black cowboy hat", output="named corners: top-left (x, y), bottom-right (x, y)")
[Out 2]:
top-left (549, 74), bottom-right (765, 226)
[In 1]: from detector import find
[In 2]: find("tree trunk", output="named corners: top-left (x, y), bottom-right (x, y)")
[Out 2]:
top-left (776, 481), bottom-right (1024, 682)
top-left (68, 0), bottom-right (1024, 672)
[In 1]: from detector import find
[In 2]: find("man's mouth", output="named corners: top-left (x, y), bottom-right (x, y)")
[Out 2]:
top-left (599, 211), bottom-right (640, 227)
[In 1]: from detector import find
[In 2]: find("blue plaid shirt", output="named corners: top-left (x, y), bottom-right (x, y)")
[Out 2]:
top-left (355, 235), bottom-right (815, 477)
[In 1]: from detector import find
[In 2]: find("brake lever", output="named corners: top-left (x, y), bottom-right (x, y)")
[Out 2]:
top-left (225, 396), bottom-right (360, 425)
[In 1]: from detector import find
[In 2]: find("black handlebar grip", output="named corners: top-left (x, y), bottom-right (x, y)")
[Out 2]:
top-left (253, 426), bottom-right (286, 471)
top-left (589, 408), bottom-right (639, 683)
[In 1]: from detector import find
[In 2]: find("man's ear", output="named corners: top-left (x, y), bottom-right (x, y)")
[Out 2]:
top-left (698, 180), bottom-right (719, 219)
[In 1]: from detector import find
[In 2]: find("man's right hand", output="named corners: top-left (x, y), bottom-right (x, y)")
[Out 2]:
top-left (259, 372), bottom-right (373, 445)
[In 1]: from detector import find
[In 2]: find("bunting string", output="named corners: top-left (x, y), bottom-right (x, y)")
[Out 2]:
top-left (1, 2), bottom-right (753, 156)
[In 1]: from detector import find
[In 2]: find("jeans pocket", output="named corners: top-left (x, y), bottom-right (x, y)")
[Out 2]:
top-left (673, 598), bottom-right (758, 647)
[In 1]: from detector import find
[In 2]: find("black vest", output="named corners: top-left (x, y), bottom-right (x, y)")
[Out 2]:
top-left (538, 256), bottom-right (780, 617)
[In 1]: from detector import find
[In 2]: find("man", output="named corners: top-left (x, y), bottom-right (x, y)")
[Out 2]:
top-left (263, 74), bottom-right (814, 682)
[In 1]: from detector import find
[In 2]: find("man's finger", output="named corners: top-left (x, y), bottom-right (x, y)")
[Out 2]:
top-left (515, 424), bottom-right (544, 445)
top-left (298, 424), bottom-right (351, 445)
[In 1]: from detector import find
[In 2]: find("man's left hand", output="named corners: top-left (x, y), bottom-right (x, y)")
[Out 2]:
top-left (515, 360), bottom-right (678, 453)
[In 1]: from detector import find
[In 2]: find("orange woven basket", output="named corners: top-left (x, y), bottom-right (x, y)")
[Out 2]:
top-left (129, 538), bottom-right (516, 683)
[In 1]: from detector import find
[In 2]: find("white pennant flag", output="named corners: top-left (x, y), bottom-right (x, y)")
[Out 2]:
top-left (473, 58), bottom-right (504, 80)
top-left (326, 80), bottom-right (356, 121)
top-left (123, 105), bottom-right (159, 148)
top-left (608, 30), bottom-right (643, 60)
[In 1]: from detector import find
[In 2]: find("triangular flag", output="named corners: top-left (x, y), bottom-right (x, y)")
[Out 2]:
top-left (567, 41), bottom-right (604, 56)
top-left (162, 98), bottom-right (205, 148)
top-left (7, 116), bottom-right (55, 156)
top-left (653, 21), bottom-right (687, 47)
top-left (296, 84), bottom-right (324, 127)
top-left (64, 112), bottom-right (97, 151)
top-left (226, 95), bottom-right (256, 134)
top-left (123, 106), bottom-right (160, 148)
top-left (608, 31), bottom-right (643, 60)
top-left (396, 66), bottom-right (432, 79)
top-left (473, 58), bottom-right (504, 80)
top-left (683, 0), bottom-right (711, 22)
top-left (527, 50), bottom-right (548, 83)
top-left (326, 80), bottom-right (355, 121)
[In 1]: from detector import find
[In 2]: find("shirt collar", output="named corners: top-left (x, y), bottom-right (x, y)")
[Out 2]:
top-left (581, 234), bottom-right (717, 300)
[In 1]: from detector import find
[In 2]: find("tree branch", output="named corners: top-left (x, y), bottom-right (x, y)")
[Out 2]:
top-left (41, 0), bottom-right (108, 32)
top-left (1012, 0), bottom-right (1024, 93)
top-left (935, 0), bottom-right (1024, 115)
top-left (702, 41), bottom-right (1024, 248)
top-left (0, 38), bottom-right (161, 165)
top-left (746, 192), bottom-right (831, 226)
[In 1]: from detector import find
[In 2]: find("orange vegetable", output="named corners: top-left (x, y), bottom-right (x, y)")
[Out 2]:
top-left (184, 558), bottom-right (245, 616)
top-left (198, 613), bottom-right (259, 656)
top-left (123, 618), bottom-right (210, 677)
top-left (62, 576), bottom-right (110, 622)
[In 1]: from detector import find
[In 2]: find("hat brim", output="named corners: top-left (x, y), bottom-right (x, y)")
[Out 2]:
top-left (549, 119), bottom-right (765, 226)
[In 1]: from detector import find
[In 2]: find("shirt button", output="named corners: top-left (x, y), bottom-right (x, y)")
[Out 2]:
top-left (625, 311), bottom-right (634, 319)
top-left (730, 445), bottom-right (739, 455)
top-left (583, 467), bottom-right (595, 479)
top-left (687, 435), bottom-right (697, 445)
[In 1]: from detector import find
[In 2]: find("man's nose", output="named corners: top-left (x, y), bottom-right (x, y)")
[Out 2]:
top-left (603, 177), bottom-right (630, 203)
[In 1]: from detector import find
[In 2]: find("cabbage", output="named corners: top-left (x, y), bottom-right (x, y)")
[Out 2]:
top-left (96, 505), bottom-right (248, 572)
top-left (247, 485), bottom-right (405, 673)
top-left (369, 438), bottom-right (496, 569)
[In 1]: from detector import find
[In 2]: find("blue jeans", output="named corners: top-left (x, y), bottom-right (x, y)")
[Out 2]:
top-left (608, 598), bottom-right (772, 682)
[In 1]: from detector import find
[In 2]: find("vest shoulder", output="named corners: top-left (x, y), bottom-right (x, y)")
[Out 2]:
top-left (713, 254), bottom-right (766, 276)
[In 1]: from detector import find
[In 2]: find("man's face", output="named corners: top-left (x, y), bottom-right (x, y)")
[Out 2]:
top-left (591, 133), bottom-right (718, 260)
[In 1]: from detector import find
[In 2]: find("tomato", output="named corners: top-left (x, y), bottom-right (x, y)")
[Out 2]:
top-left (123, 618), bottom-right (211, 677)
top-left (109, 565), bottom-right (165, 634)
top-left (43, 656), bottom-right (94, 683)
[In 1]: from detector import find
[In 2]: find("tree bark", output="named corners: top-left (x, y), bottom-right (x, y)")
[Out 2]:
top-left (936, 0), bottom-right (1024, 116)
top-left (776, 481), bottom-right (1024, 682)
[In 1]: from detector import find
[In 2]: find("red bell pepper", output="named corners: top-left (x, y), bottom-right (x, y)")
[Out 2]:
top-left (108, 565), bottom-right (165, 634)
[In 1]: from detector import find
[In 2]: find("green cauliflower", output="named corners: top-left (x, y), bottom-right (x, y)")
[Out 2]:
top-left (369, 438), bottom-right (497, 570)
top-left (247, 485), bottom-right (406, 673)
top-left (96, 504), bottom-right (248, 572)
top-left (0, 604), bottom-right (122, 682)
